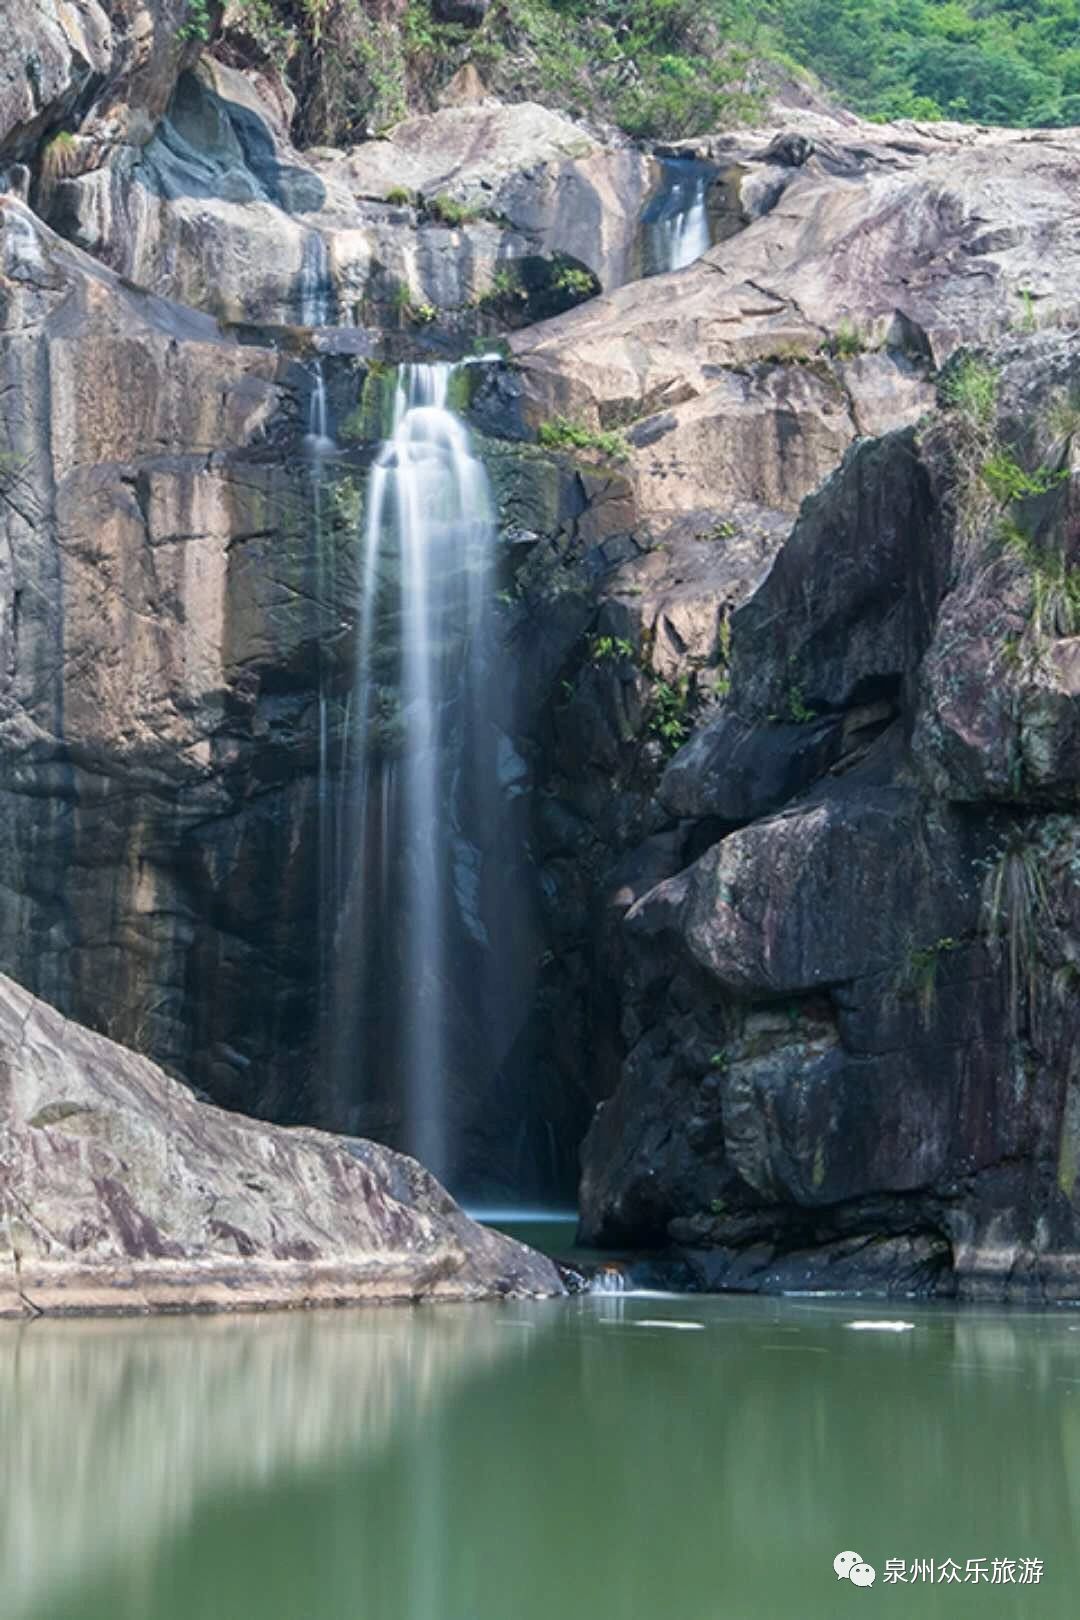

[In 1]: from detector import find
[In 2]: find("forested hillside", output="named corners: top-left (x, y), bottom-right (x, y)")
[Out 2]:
top-left (767, 0), bottom-right (1080, 126)
top-left (208, 0), bottom-right (1080, 145)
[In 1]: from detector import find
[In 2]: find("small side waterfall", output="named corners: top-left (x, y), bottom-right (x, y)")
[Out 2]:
top-left (589, 1266), bottom-right (630, 1295)
top-left (331, 362), bottom-right (502, 1187)
top-left (306, 359), bottom-right (333, 455)
top-left (642, 158), bottom-right (712, 275)
top-left (298, 230), bottom-right (334, 328)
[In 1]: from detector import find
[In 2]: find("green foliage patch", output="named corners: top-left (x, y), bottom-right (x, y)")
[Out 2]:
top-left (537, 416), bottom-right (629, 461)
top-left (764, 0), bottom-right (1080, 127)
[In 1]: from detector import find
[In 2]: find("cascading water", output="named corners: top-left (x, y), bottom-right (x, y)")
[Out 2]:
top-left (306, 361), bottom-right (333, 455)
top-left (297, 233), bottom-right (337, 1039)
top-left (298, 230), bottom-right (333, 328)
top-left (642, 158), bottom-right (713, 275)
top-left (330, 361), bottom-right (506, 1188)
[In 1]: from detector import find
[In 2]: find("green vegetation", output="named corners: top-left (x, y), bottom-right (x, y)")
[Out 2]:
top-left (829, 319), bottom-right (868, 360)
top-left (698, 518), bottom-right (737, 541)
top-left (537, 416), bottom-right (629, 461)
top-left (591, 635), bottom-right (636, 663)
top-left (786, 684), bottom-right (817, 723)
top-left (194, 0), bottom-right (1080, 145)
top-left (982, 451), bottom-right (1066, 506)
top-left (764, 0), bottom-right (1080, 126)
top-left (477, 258), bottom-right (596, 318)
top-left (180, 0), bottom-right (213, 41)
top-left (937, 353), bottom-right (1003, 549)
top-left (1000, 523), bottom-right (1080, 643)
top-left (493, 0), bottom-right (762, 137)
top-left (938, 355), bottom-right (1077, 642)
top-left (939, 354), bottom-right (999, 436)
top-left (769, 680), bottom-right (817, 724)
top-left (385, 186), bottom-right (415, 206)
top-left (479, 267), bottom-right (527, 308)
top-left (39, 129), bottom-right (80, 183)
top-left (649, 675), bottom-right (692, 754)
top-left (389, 281), bottom-right (437, 324)
top-left (551, 263), bottom-right (596, 302)
top-left (425, 193), bottom-right (481, 227)
top-left (980, 835), bottom-right (1050, 1036)
top-left (902, 936), bottom-right (960, 1023)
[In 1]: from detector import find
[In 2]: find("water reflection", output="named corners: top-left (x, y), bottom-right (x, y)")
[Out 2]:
top-left (0, 1307), bottom-right (523, 1619)
top-left (4, 1297), bottom-right (1080, 1619)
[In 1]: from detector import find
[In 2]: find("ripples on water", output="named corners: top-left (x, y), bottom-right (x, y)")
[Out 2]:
top-left (3, 1296), bottom-right (1078, 1619)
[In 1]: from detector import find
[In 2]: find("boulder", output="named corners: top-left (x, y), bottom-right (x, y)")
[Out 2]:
top-left (433, 0), bottom-right (488, 21)
top-left (0, 0), bottom-right (191, 159)
top-left (627, 762), bottom-right (981, 999)
top-left (0, 973), bottom-right (561, 1316)
top-left (658, 711), bottom-right (846, 824)
top-left (311, 100), bottom-right (658, 292)
top-left (728, 429), bottom-right (941, 718)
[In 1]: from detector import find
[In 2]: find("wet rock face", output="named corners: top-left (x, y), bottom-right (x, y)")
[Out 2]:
top-left (0, 197), bottom-right (341, 1124)
top-left (576, 338), bottom-right (1080, 1301)
top-left (0, 972), bottom-right (562, 1316)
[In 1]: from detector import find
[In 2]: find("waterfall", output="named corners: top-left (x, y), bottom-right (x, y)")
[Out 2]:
top-left (306, 359), bottom-right (334, 455)
top-left (334, 362), bottom-right (500, 1187)
top-left (643, 159), bottom-right (712, 275)
top-left (298, 230), bottom-right (333, 327)
top-left (589, 1266), bottom-right (630, 1295)
top-left (297, 231), bottom-right (337, 1044)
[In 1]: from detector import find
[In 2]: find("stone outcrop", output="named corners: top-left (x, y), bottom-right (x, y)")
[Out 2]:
top-left (0, 0), bottom-right (191, 162)
top-left (574, 336), bottom-right (1080, 1301)
top-left (312, 101), bottom-right (656, 293)
top-left (0, 970), bottom-right (561, 1316)
top-left (510, 114), bottom-right (1080, 525)
top-left (39, 65), bottom-right (659, 328)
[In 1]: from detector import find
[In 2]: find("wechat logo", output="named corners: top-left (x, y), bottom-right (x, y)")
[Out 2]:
top-left (835, 1551), bottom-right (876, 1588)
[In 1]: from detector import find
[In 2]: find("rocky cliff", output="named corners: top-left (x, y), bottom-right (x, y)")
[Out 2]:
top-left (574, 344), bottom-right (1080, 1301)
top-left (2, 0), bottom-right (1080, 1296)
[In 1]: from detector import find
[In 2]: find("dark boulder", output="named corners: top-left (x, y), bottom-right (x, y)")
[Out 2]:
top-left (432, 0), bottom-right (489, 23)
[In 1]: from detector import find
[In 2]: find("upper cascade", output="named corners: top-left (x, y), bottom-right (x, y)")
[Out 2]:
top-left (642, 158), bottom-right (712, 276)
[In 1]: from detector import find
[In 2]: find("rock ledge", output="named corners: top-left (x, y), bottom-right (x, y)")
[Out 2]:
top-left (0, 975), bottom-right (562, 1317)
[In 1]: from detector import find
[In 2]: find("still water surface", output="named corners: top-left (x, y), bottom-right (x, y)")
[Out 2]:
top-left (3, 1292), bottom-right (1078, 1619)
